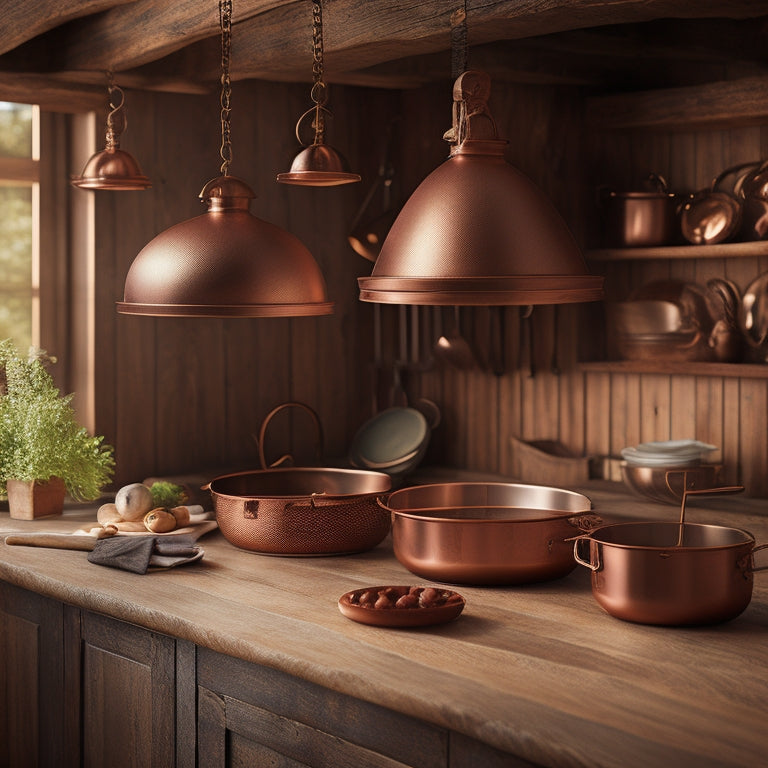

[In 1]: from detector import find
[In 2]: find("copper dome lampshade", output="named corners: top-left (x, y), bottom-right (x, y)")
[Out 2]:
top-left (71, 75), bottom-right (150, 191)
top-left (277, 0), bottom-right (360, 187)
top-left (117, 0), bottom-right (332, 318)
top-left (358, 70), bottom-right (604, 306)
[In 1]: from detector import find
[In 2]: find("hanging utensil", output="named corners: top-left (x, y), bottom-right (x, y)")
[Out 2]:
top-left (550, 305), bottom-right (560, 375)
top-left (489, 307), bottom-right (506, 376)
top-left (389, 306), bottom-right (408, 406)
top-left (434, 306), bottom-right (476, 370)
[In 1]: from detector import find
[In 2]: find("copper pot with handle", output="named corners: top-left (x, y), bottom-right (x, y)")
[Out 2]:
top-left (382, 481), bottom-right (601, 585)
top-left (573, 487), bottom-right (768, 625)
top-left (602, 173), bottom-right (681, 247)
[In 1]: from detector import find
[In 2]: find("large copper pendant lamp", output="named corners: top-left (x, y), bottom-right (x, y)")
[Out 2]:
top-left (358, 70), bottom-right (604, 306)
top-left (277, 0), bottom-right (360, 187)
top-left (117, 0), bottom-right (332, 318)
top-left (71, 73), bottom-right (151, 191)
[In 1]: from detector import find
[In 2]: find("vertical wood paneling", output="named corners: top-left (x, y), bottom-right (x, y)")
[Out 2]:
top-left (89, 77), bottom-right (768, 496)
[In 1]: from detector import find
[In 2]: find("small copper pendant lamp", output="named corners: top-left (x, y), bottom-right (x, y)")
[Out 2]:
top-left (71, 73), bottom-right (151, 191)
top-left (277, 0), bottom-right (360, 187)
top-left (358, 70), bottom-right (604, 306)
top-left (117, 0), bottom-right (332, 318)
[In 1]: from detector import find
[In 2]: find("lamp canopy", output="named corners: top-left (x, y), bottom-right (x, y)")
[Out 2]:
top-left (359, 70), bottom-right (603, 306)
top-left (117, 176), bottom-right (332, 317)
top-left (117, 0), bottom-right (333, 318)
top-left (71, 76), bottom-right (150, 191)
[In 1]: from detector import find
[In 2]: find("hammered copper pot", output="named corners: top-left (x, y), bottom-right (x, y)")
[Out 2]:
top-left (574, 521), bottom-right (768, 625)
top-left (383, 482), bottom-right (598, 585)
top-left (207, 468), bottom-right (392, 555)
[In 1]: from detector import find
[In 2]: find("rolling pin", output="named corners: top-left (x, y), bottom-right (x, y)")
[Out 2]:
top-left (4, 533), bottom-right (99, 551)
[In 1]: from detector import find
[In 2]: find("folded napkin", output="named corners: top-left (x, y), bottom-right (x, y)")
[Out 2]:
top-left (87, 534), bottom-right (203, 574)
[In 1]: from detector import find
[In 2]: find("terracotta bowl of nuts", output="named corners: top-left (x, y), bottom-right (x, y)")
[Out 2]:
top-left (338, 585), bottom-right (465, 627)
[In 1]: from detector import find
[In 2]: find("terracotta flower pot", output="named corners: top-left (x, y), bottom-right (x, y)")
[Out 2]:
top-left (6, 477), bottom-right (66, 520)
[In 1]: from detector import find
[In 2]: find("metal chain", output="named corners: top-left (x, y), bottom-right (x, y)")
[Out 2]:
top-left (105, 70), bottom-right (126, 150)
top-left (219, 0), bottom-right (233, 175)
top-left (309, 0), bottom-right (327, 143)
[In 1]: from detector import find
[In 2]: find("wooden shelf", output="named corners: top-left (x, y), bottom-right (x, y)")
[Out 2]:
top-left (587, 240), bottom-right (768, 262)
top-left (579, 360), bottom-right (768, 378)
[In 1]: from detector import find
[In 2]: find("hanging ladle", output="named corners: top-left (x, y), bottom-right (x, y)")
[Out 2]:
top-left (434, 306), bottom-right (476, 370)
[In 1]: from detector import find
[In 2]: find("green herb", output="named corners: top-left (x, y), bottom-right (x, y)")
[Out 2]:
top-left (0, 340), bottom-right (114, 501)
top-left (150, 481), bottom-right (187, 509)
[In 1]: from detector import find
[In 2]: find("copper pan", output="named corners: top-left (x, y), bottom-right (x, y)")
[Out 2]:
top-left (573, 487), bottom-right (768, 625)
top-left (207, 468), bottom-right (392, 556)
top-left (382, 481), bottom-right (600, 585)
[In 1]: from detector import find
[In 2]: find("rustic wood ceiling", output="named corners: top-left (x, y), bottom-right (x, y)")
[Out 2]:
top-left (1, 0), bottom-right (768, 112)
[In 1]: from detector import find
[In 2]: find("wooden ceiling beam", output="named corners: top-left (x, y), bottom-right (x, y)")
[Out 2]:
top-left (2, 0), bottom-right (768, 91)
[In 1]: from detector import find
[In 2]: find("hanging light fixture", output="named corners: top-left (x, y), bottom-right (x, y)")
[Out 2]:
top-left (117, 0), bottom-right (332, 318)
top-left (71, 72), bottom-right (151, 191)
top-left (277, 0), bottom-right (360, 187)
top-left (358, 70), bottom-right (604, 306)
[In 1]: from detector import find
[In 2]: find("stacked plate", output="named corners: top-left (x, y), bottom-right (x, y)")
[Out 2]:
top-left (620, 440), bottom-right (717, 468)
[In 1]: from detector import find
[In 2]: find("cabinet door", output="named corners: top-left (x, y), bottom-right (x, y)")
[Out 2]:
top-left (197, 648), bottom-right (447, 768)
top-left (0, 582), bottom-right (69, 768)
top-left (77, 612), bottom-right (177, 768)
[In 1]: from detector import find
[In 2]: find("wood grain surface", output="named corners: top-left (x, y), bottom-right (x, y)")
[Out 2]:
top-left (1, 481), bottom-right (767, 767)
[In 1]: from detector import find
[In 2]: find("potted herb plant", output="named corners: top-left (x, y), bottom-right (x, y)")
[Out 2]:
top-left (0, 340), bottom-right (115, 519)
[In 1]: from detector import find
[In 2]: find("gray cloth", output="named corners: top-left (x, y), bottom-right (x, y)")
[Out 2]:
top-left (87, 535), bottom-right (200, 574)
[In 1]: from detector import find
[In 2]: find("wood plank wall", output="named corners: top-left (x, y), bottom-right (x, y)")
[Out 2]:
top-left (86, 76), bottom-right (768, 496)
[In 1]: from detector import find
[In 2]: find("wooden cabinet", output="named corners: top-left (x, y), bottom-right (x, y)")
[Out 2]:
top-left (0, 582), bottom-right (185, 768)
top-left (0, 583), bottom-right (68, 768)
top-left (0, 583), bottom-right (533, 768)
top-left (196, 648), bottom-right (537, 768)
top-left (76, 611), bottom-right (178, 768)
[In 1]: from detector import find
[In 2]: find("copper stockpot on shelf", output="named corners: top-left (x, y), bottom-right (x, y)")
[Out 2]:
top-left (601, 173), bottom-right (682, 248)
top-left (573, 488), bottom-right (768, 625)
top-left (381, 482), bottom-right (600, 585)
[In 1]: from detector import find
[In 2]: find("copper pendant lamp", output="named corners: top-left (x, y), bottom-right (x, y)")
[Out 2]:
top-left (71, 73), bottom-right (150, 191)
top-left (277, 0), bottom-right (360, 187)
top-left (358, 70), bottom-right (604, 306)
top-left (117, 0), bottom-right (332, 318)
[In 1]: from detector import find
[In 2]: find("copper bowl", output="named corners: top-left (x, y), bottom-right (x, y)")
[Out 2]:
top-left (574, 521), bottom-right (768, 625)
top-left (382, 482), bottom-right (597, 585)
top-left (207, 468), bottom-right (392, 555)
top-left (621, 464), bottom-right (722, 505)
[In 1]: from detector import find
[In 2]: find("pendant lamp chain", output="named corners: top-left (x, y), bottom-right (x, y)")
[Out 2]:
top-left (219, 0), bottom-right (234, 175)
top-left (276, 0), bottom-right (359, 185)
top-left (104, 71), bottom-right (126, 151)
top-left (309, 0), bottom-right (327, 145)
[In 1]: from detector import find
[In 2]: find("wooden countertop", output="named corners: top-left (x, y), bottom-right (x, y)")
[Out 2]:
top-left (1, 480), bottom-right (767, 767)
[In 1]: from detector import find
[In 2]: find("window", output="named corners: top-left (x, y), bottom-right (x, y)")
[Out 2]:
top-left (0, 102), bottom-right (39, 351)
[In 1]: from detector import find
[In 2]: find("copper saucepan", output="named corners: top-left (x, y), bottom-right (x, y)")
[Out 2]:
top-left (382, 481), bottom-right (600, 585)
top-left (573, 487), bottom-right (768, 625)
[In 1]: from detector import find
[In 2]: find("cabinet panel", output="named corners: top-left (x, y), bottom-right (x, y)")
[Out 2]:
top-left (0, 582), bottom-right (67, 768)
top-left (197, 648), bottom-right (447, 768)
top-left (79, 612), bottom-right (176, 768)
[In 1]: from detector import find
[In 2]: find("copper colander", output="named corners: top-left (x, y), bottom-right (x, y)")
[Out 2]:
top-left (207, 468), bottom-right (392, 555)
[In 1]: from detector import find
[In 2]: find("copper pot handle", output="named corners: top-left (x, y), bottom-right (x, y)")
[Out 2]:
top-left (750, 543), bottom-right (768, 573)
top-left (255, 401), bottom-right (324, 469)
top-left (573, 537), bottom-right (601, 572)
